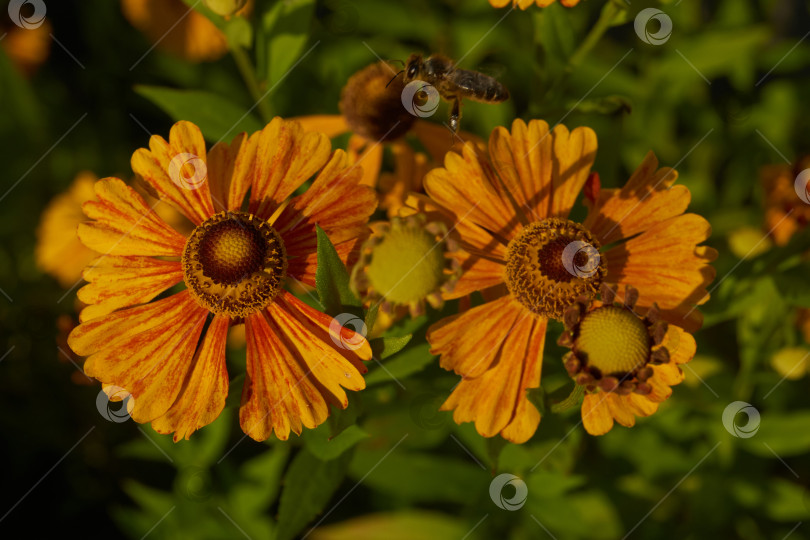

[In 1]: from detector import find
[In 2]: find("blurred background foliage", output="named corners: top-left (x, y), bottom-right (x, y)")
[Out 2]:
top-left (2, 0), bottom-right (810, 538)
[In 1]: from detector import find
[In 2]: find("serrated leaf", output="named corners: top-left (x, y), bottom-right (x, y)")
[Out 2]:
top-left (135, 86), bottom-right (263, 142)
top-left (276, 449), bottom-right (351, 540)
top-left (370, 334), bottom-right (412, 360)
top-left (365, 342), bottom-right (435, 387)
top-left (303, 424), bottom-right (370, 461)
top-left (315, 226), bottom-right (361, 315)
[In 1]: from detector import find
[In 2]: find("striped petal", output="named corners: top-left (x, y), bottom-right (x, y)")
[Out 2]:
top-left (131, 121), bottom-right (216, 225)
top-left (428, 295), bottom-right (527, 378)
top-left (77, 256), bottom-right (183, 322)
top-left (79, 178), bottom-right (186, 256)
top-left (207, 132), bottom-right (250, 213)
top-left (582, 393), bottom-right (614, 436)
top-left (151, 316), bottom-right (230, 441)
top-left (74, 291), bottom-right (208, 423)
top-left (500, 316), bottom-right (547, 443)
top-left (584, 151), bottom-right (689, 245)
top-left (248, 118), bottom-right (332, 219)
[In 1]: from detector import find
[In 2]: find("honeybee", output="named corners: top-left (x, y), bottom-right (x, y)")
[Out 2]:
top-left (394, 53), bottom-right (510, 133)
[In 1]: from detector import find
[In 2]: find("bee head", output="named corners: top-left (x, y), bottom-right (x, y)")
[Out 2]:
top-left (404, 54), bottom-right (422, 80)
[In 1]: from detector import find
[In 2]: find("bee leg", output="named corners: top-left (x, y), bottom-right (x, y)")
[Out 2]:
top-left (449, 97), bottom-right (461, 134)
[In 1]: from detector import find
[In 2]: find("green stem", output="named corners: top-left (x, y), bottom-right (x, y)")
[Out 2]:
top-left (231, 45), bottom-right (273, 124)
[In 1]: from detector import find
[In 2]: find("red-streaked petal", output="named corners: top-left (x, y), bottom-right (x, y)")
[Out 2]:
top-left (79, 178), bottom-right (186, 257)
top-left (207, 132), bottom-right (250, 213)
top-left (131, 121), bottom-right (215, 225)
top-left (77, 256), bottom-right (183, 322)
top-left (151, 316), bottom-right (230, 441)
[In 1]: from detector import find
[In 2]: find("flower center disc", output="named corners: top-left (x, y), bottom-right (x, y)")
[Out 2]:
top-left (365, 223), bottom-right (446, 304)
top-left (575, 306), bottom-right (651, 376)
top-left (504, 218), bottom-right (605, 320)
top-left (182, 211), bottom-right (287, 317)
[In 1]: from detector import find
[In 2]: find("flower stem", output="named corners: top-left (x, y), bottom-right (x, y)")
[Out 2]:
top-left (231, 45), bottom-right (273, 124)
top-left (565, 0), bottom-right (625, 75)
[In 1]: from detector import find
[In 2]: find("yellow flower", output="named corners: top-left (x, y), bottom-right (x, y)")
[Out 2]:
top-left (121, 0), bottom-right (251, 62)
top-left (295, 61), bottom-right (482, 216)
top-left (489, 0), bottom-right (581, 9)
top-left (761, 160), bottom-right (810, 246)
top-left (36, 172), bottom-right (100, 288)
top-left (1, 18), bottom-right (51, 76)
top-left (560, 286), bottom-right (696, 435)
top-left (68, 118), bottom-right (377, 441)
top-left (350, 215), bottom-right (460, 331)
top-left (417, 118), bottom-right (716, 443)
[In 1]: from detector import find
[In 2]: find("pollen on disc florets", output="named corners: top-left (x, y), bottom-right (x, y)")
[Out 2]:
top-left (339, 61), bottom-right (416, 141)
top-left (182, 211), bottom-right (287, 318)
top-left (558, 284), bottom-right (672, 396)
top-left (504, 217), bottom-right (605, 320)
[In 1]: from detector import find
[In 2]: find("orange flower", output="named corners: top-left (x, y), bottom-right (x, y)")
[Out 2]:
top-left (489, 0), bottom-right (581, 9)
top-left (121, 0), bottom-right (252, 62)
top-left (760, 161), bottom-right (810, 246)
top-left (1, 19), bottom-right (51, 76)
top-left (295, 61), bottom-right (481, 216)
top-left (68, 118), bottom-right (376, 441)
top-left (559, 286), bottom-right (696, 435)
top-left (416, 119), bottom-right (715, 443)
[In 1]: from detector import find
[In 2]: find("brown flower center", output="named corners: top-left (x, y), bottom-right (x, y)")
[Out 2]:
top-left (182, 211), bottom-right (286, 317)
top-left (339, 61), bottom-right (416, 141)
top-left (504, 218), bottom-right (605, 320)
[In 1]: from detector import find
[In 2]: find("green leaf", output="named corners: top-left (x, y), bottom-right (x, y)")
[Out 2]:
top-left (224, 373), bottom-right (246, 409)
top-left (300, 510), bottom-right (468, 540)
top-left (303, 424), bottom-right (370, 461)
top-left (315, 226), bottom-right (361, 315)
top-left (258, 0), bottom-right (315, 85)
top-left (364, 303), bottom-right (380, 335)
top-left (534, 3), bottom-right (575, 80)
top-left (773, 265), bottom-right (810, 307)
top-left (365, 342), bottom-right (435, 387)
top-left (742, 411), bottom-right (810, 457)
top-left (135, 86), bottom-right (263, 142)
top-left (224, 15), bottom-right (253, 49)
top-left (370, 335), bottom-right (412, 360)
top-left (230, 444), bottom-right (290, 516)
top-left (276, 449), bottom-right (351, 540)
top-left (549, 383), bottom-right (585, 414)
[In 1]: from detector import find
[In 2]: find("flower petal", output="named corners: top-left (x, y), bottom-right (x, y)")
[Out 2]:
top-left (500, 316), bottom-right (547, 443)
top-left (207, 132), bottom-right (250, 213)
top-left (584, 152), bottom-right (689, 245)
top-left (151, 315), bottom-right (229, 441)
top-left (77, 256), bottom-right (183, 322)
top-left (428, 295), bottom-right (526, 378)
top-left (606, 392), bottom-right (637, 428)
top-left (78, 178), bottom-right (186, 257)
top-left (582, 393), bottom-right (614, 435)
top-left (248, 118), bottom-right (332, 219)
top-left (292, 114), bottom-right (350, 138)
top-left (440, 310), bottom-right (537, 438)
top-left (605, 214), bottom-right (716, 332)
top-left (77, 291), bottom-right (208, 422)
top-left (131, 121), bottom-right (216, 225)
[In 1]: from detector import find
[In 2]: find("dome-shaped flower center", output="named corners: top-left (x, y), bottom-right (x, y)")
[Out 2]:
top-left (574, 306), bottom-right (651, 375)
top-left (364, 221), bottom-right (446, 305)
top-left (504, 217), bottom-right (605, 320)
top-left (182, 211), bottom-right (286, 317)
top-left (340, 61), bottom-right (416, 141)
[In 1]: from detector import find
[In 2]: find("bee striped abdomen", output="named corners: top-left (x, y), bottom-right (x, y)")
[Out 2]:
top-left (451, 70), bottom-right (510, 103)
